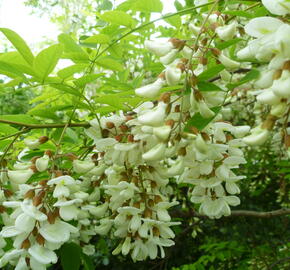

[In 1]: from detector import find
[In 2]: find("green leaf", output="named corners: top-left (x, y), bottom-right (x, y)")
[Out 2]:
top-left (60, 243), bottom-right (81, 270)
top-left (133, 0), bottom-right (163, 12)
top-left (216, 38), bottom-right (243, 50)
top-left (0, 61), bottom-right (26, 79)
top-left (0, 124), bottom-right (18, 135)
top-left (0, 140), bottom-right (13, 152)
top-left (197, 65), bottom-right (225, 81)
top-left (95, 57), bottom-right (124, 71)
top-left (165, 14), bottom-right (182, 28)
top-left (197, 81), bottom-right (224, 92)
top-left (100, 10), bottom-right (135, 27)
top-left (184, 107), bottom-right (221, 132)
top-left (0, 28), bottom-right (34, 65)
top-left (82, 34), bottom-right (110, 45)
top-left (0, 114), bottom-right (39, 125)
top-left (51, 84), bottom-right (83, 97)
top-left (81, 253), bottom-right (94, 270)
top-left (227, 69), bottom-right (260, 89)
top-left (33, 44), bottom-right (63, 81)
top-left (74, 73), bottom-right (104, 87)
top-left (57, 64), bottom-right (88, 79)
top-left (58, 34), bottom-right (89, 62)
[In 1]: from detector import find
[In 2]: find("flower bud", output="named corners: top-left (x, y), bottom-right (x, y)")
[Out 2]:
top-left (35, 155), bottom-right (49, 172)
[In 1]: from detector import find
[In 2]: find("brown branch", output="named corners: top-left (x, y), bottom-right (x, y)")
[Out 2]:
top-left (172, 208), bottom-right (290, 219)
top-left (0, 119), bottom-right (90, 129)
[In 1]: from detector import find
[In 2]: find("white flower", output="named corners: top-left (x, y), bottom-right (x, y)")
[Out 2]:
top-left (73, 160), bottom-right (95, 174)
top-left (39, 220), bottom-right (77, 243)
top-left (28, 244), bottom-right (58, 265)
top-left (135, 78), bottom-right (165, 98)
top-left (47, 175), bottom-right (75, 198)
top-left (262, 0), bottom-right (290, 15)
top-left (145, 40), bottom-right (174, 57)
top-left (8, 169), bottom-right (34, 184)
top-left (243, 126), bottom-right (269, 146)
top-left (218, 54), bottom-right (240, 70)
top-left (24, 139), bottom-right (40, 150)
top-left (35, 155), bottom-right (49, 172)
top-left (160, 49), bottom-right (179, 65)
top-left (216, 22), bottom-right (237, 41)
top-left (142, 143), bottom-right (166, 161)
top-left (138, 102), bottom-right (167, 127)
top-left (165, 65), bottom-right (182, 86)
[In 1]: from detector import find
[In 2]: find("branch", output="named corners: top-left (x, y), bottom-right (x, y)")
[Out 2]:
top-left (0, 119), bottom-right (90, 129)
top-left (172, 208), bottom-right (290, 219)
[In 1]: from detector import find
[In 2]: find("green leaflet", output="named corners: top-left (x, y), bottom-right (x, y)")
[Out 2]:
top-left (184, 107), bottom-right (221, 132)
top-left (0, 28), bottom-right (34, 65)
top-left (100, 10), bottom-right (135, 27)
top-left (33, 44), bottom-right (63, 81)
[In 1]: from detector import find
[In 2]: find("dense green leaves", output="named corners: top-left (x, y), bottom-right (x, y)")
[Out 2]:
top-left (0, 28), bottom-right (34, 65)
top-left (197, 82), bottom-right (224, 92)
top-left (227, 69), bottom-right (260, 89)
top-left (132, 0), bottom-right (163, 13)
top-left (197, 65), bottom-right (225, 81)
top-left (82, 34), bottom-right (110, 45)
top-left (33, 44), bottom-right (63, 81)
top-left (184, 107), bottom-right (221, 132)
top-left (100, 10), bottom-right (135, 27)
top-left (95, 57), bottom-right (124, 71)
top-left (59, 243), bottom-right (82, 270)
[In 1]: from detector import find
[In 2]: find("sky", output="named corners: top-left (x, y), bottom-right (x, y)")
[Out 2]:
top-left (0, 0), bottom-right (180, 48)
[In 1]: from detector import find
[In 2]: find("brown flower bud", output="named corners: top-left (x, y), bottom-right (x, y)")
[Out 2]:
top-left (101, 129), bottom-right (110, 138)
top-left (144, 208), bottom-right (152, 218)
top-left (127, 134), bottom-right (134, 143)
top-left (160, 92), bottom-right (171, 104)
top-left (189, 126), bottom-right (199, 135)
top-left (178, 147), bottom-right (187, 156)
top-left (39, 179), bottom-right (48, 186)
top-left (67, 153), bottom-right (78, 161)
top-left (282, 61), bottom-right (290, 71)
top-left (273, 69), bottom-right (282, 80)
top-left (199, 56), bottom-right (208, 66)
top-left (106, 122), bottom-right (115, 129)
top-left (174, 105), bottom-right (181, 113)
top-left (36, 234), bottom-right (45, 246)
top-left (165, 119), bottom-right (175, 128)
top-left (211, 48), bottom-right (221, 57)
top-left (38, 136), bottom-right (49, 144)
top-left (33, 195), bottom-right (43, 207)
top-left (153, 227), bottom-right (160, 236)
top-left (261, 115), bottom-right (277, 130)
top-left (201, 132), bottom-right (210, 141)
top-left (201, 38), bottom-right (208, 46)
top-left (21, 239), bottom-right (31, 249)
top-left (24, 189), bottom-right (35, 199)
top-left (169, 38), bottom-right (186, 50)
top-left (30, 156), bottom-right (41, 164)
top-left (210, 22), bottom-right (219, 31)
top-left (55, 170), bottom-right (63, 177)
top-left (44, 150), bottom-right (53, 158)
top-left (148, 199), bottom-right (155, 208)
top-left (154, 195), bottom-right (162, 203)
top-left (4, 189), bottom-right (13, 198)
top-left (284, 134), bottom-right (290, 148)
top-left (48, 211), bottom-right (56, 224)
top-left (30, 164), bottom-right (38, 173)
top-left (0, 205), bottom-right (6, 213)
top-left (126, 115), bottom-right (134, 121)
top-left (119, 124), bottom-right (129, 133)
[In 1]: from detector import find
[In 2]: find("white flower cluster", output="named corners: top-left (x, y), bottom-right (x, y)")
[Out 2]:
top-left (237, 13), bottom-right (290, 155)
top-left (1, 0), bottom-right (289, 268)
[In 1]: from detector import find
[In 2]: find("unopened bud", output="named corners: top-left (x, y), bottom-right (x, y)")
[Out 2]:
top-left (199, 56), bottom-right (208, 66)
top-left (144, 208), bottom-right (152, 218)
top-left (285, 134), bottom-right (290, 148)
top-left (24, 189), bottom-right (35, 199)
top-left (261, 115), bottom-right (277, 130)
top-left (160, 92), bottom-right (171, 104)
top-left (67, 153), bottom-right (78, 161)
top-left (0, 205), bottom-right (6, 213)
top-left (38, 136), bottom-right (49, 144)
top-left (21, 239), bottom-right (31, 249)
top-left (169, 38), bottom-right (186, 50)
top-left (36, 234), bottom-right (45, 246)
top-left (282, 61), bottom-right (290, 71)
top-left (44, 150), bottom-right (53, 158)
top-left (101, 129), bottom-right (110, 138)
top-left (211, 48), bottom-right (221, 56)
top-left (165, 119), bottom-right (175, 128)
top-left (119, 124), bottom-right (129, 132)
top-left (127, 134), bottom-right (134, 143)
top-left (273, 69), bottom-right (282, 80)
top-left (106, 122), bottom-right (115, 129)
